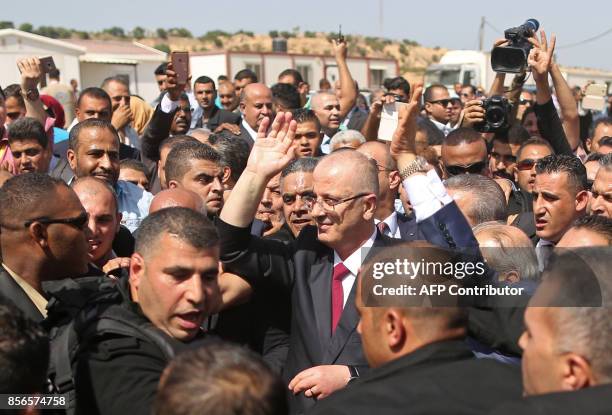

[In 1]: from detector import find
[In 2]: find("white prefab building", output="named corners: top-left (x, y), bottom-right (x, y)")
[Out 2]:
top-left (189, 51), bottom-right (399, 90)
top-left (0, 29), bottom-right (167, 103)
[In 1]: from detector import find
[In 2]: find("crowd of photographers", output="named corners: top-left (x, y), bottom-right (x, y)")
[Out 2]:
top-left (0, 22), bottom-right (612, 415)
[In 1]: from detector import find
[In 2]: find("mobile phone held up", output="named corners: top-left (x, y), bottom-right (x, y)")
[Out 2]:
top-left (171, 51), bottom-right (190, 85)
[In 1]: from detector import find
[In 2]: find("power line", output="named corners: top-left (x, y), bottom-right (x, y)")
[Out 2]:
top-left (557, 26), bottom-right (612, 49)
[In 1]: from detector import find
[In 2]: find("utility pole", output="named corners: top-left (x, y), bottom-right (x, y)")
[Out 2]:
top-left (479, 16), bottom-right (485, 51)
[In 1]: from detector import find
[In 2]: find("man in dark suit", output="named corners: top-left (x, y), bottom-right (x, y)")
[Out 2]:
top-left (234, 83), bottom-right (275, 149)
top-left (357, 141), bottom-right (422, 241)
top-left (193, 76), bottom-right (241, 131)
top-left (490, 248), bottom-right (612, 415)
top-left (0, 173), bottom-right (91, 322)
top-left (308, 245), bottom-right (523, 415)
top-left (218, 95), bottom-right (479, 413)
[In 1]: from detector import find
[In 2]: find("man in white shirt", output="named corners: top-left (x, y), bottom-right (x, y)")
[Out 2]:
top-left (237, 83), bottom-right (274, 146)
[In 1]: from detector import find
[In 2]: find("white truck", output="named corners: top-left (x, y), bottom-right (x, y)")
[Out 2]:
top-left (425, 50), bottom-right (612, 94)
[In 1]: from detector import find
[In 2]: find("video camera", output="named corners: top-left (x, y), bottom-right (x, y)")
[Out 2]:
top-left (474, 96), bottom-right (512, 133)
top-left (491, 19), bottom-right (539, 73)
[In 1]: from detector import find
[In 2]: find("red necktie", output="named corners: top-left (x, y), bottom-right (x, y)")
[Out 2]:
top-left (377, 221), bottom-right (389, 236)
top-left (332, 262), bottom-right (350, 334)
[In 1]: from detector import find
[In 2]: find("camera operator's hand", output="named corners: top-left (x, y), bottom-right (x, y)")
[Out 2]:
top-left (528, 31), bottom-right (556, 82)
top-left (461, 99), bottom-right (485, 128)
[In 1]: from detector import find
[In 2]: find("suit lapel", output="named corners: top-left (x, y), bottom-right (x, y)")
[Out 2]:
top-left (0, 268), bottom-right (45, 322)
top-left (308, 251), bottom-right (333, 348)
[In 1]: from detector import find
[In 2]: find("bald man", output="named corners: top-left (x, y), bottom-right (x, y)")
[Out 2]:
top-left (356, 141), bottom-right (419, 240)
top-left (237, 83), bottom-right (274, 146)
top-left (311, 92), bottom-right (342, 154)
top-left (218, 112), bottom-right (476, 414)
top-left (149, 188), bottom-right (206, 214)
top-left (72, 177), bottom-right (127, 272)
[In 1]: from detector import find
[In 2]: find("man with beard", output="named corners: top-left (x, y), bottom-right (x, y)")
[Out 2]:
top-left (489, 125), bottom-right (531, 183)
top-left (255, 173), bottom-right (285, 237)
top-left (165, 141), bottom-right (224, 218)
top-left (67, 119), bottom-right (153, 232)
top-left (193, 76), bottom-right (240, 131)
top-left (218, 81), bottom-right (239, 112)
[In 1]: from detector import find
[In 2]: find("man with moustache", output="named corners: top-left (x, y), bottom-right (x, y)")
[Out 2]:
top-left (590, 153), bottom-right (612, 218)
top-left (193, 76), bottom-right (240, 131)
top-left (280, 157), bottom-right (318, 239)
top-left (236, 83), bottom-right (275, 147)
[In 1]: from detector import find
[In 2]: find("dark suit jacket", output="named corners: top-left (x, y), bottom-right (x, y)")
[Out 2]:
top-left (218, 201), bottom-right (478, 414)
top-left (308, 340), bottom-right (522, 415)
top-left (346, 111), bottom-right (367, 131)
top-left (0, 265), bottom-right (45, 322)
top-left (490, 384), bottom-right (612, 415)
top-left (236, 123), bottom-right (255, 150)
top-left (195, 106), bottom-right (241, 131)
top-left (396, 212), bottom-right (421, 241)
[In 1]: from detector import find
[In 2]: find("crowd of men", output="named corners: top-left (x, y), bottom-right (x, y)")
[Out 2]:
top-left (0, 30), bottom-right (612, 415)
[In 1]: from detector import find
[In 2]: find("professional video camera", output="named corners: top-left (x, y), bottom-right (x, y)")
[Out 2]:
top-left (473, 96), bottom-right (512, 133)
top-left (491, 19), bottom-right (540, 73)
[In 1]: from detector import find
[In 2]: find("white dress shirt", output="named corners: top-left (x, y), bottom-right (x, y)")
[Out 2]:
top-left (320, 134), bottom-right (332, 155)
top-left (374, 211), bottom-right (402, 239)
top-left (333, 226), bottom-right (377, 307)
top-left (241, 119), bottom-right (257, 143)
top-left (403, 170), bottom-right (453, 222)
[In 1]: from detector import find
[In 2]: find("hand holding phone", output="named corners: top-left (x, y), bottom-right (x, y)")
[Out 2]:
top-left (378, 102), bottom-right (407, 141)
top-left (171, 51), bottom-right (190, 85)
top-left (39, 56), bottom-right (57, 73)
top-left (582, 83), bottom-right (608, 112)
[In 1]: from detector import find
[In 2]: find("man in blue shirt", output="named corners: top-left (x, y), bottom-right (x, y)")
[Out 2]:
top-left (66, 118), bottom-right (153, 232)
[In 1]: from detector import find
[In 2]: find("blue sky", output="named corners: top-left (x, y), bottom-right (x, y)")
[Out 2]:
top-left (6, 0), bottom-right (612, 70)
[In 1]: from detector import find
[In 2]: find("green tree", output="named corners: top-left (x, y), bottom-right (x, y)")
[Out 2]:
top-left (268, 30), bottom-right (279, 38)
top-left (103, 26), bottom-right (126, 38)
top-left (132, 26), bottom-right (146, 39)
top-left (168, 27), bottom-right (192, 38)
top-left (153, 43), bottom-right (170, 53)
top-left (0, 21), bottom-right (14, 30)
top-left (18, 23), bottom-right (33, 32)
top-left (156, 28), bottom-right (167, 39)
top-left (304, 31), bottom-right (316, 38)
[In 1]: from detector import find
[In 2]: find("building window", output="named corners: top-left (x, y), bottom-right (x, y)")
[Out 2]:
top-left (370, 69), bottom-right (386, 88)
top-left (245, 63), bottom-right (261, 81)
top-left (296, 65), bottom-right (312, 85)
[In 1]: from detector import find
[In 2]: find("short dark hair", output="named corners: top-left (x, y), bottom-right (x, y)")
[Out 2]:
top-left (444, 127), bottom-right (484, 147)
top-left (234, 69), bottom-right (258, 83)
top-left (535, 154), bottom-right (588, 192)
top-left (271, 83), bottom-right (301, 110)
top-left (600, 153), bottom-right (612, 169)
top-left (584, 152), bottom-right (605, 164)
top-left (135, 207), bottom-right (219, 259)
top-left (598, 136), bottom-right (612, 149)
top-left (416, 117), bottom-right (444, 146)
top-left (155, 62), bottom-right (168, 76)
top-left (278, 68), bottom-right (303, 86)
top-left (120, 159), bottom-right (148, 176)
top-left (101, 75), bottom-right (130, 91)
top-left (423, 84), bottom-right (448, 103)
top-left (516, 137), bottom-right (554, 160)
top-left (76, 87), bottom-right (111, 109)
top-left (0, 298), bottom-right (49, 394)
top-left (384, 76), bottom-right (410, 96)
top-left (3, 84), bottom-right (24, 109)
top-left (292, 108), bottom-right (321, 131)
top-left (461, 84), bottom-right (477, 95)
top-left (68, 118), bottom-right (119, 151)
top-left (0, 173), bottom-right (67, 226)
top-left (589, 116), bottom-right (612, 138)
top-left (207, 133), bottom-right (250, 184)
top-left (153, 341), bottom-right (287, 415)
top-left (48, 68), bottom-right (60, 79)
top-left (281, 157), bottom-right (319, 183)
top-left (165, 141), bottom-right (220, 184)
top-left (571, 215), bottom-right (612, 245)
top-left (194, 76), bottom-right (216, 90)
top-left (494, 124), bottom-right (531, 146)
top-left (217, 75), bottom-right (229, 82)
top-left (160, 135), bottom-right (200, 156)
top-left (7, 117), bottom-right (48, 149)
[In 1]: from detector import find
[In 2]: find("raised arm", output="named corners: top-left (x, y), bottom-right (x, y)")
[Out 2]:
top-left (17, 58), bottom-right (47, 126)
top-left (550, 62), bottom-right (580, 151)
top-left (220, 113), bottom-right (297, 227)
top-left (333, 39), bottom-right (358, 119)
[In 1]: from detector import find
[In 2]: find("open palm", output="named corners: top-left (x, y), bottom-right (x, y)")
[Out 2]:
top-left (245, 112), bottom-right (297, 179)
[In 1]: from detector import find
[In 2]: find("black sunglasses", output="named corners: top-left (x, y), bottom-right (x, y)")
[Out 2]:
top-left (428, 99), bottom-right (452, 107)
top-left (517, 158), bottom-right (537, 171)
top-left (445, 161), bottom-right (487, 176)
top-left (24, 212), bottom-right (89, 230)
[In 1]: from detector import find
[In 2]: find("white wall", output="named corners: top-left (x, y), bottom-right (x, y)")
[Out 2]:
top-left (190, 54), bottom-right (227, 84)
top-left (263, 55), bottom-right (292, 85)
top-left (0, 34), bottom-right (81, 89)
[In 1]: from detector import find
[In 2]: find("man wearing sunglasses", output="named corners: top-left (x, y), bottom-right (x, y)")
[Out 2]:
top-left (423, 84), bottom-right (454, 136)
top-left (441, 128), bottom-right (490, 179)
top-left (513, 138), bottom-right (554, 195)
top-left (0, 173), bottom-right (91, 322)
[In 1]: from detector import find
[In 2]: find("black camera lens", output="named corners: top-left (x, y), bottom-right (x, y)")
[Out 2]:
top-left (486, 107), bottom-right (506, 128)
